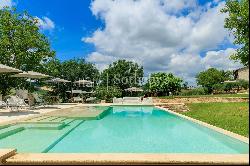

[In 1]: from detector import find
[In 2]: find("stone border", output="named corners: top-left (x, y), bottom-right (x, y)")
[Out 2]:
top-left (4, 153), bottom-right (249, 165)
top-left (156, 106), bottom-right (249, 144)
top-left (0, 149), bottom-right (16, 164)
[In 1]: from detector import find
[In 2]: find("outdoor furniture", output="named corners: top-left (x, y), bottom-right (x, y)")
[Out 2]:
top-left (16, 89), bottom-right (29, 103)
top-left (0, 94), bottom-right (7, 109)
top-left (122, 97), bottom-right (141, 104)
top-left (113, 97), bottom-right (123, 104)
top-left (85, 97), bottom-right (97, 103)
top-left (32, 93), bottom-right (47, 107)
top-left (0, 64), bottom-right (22, 73)
top-left (72, 97), bottom-right (83, 103)
top-left (6, 96), bottom-right (29, 111)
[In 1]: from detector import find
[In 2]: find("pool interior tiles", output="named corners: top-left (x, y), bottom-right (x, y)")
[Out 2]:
top-left (0, 106), bottom-right (249, 154)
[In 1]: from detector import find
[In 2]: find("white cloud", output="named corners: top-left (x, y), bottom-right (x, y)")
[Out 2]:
top-left (35, 17), bottom-right (55, 31)
top-left (0, 0), bottom-right (13, 9)
top-left (84, 0), bottom-right (241, 85)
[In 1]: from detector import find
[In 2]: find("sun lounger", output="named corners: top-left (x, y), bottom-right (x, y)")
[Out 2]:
top-left (72, 97), bottom-right (83, 103)
top-left (113, 97), bottom-right (123, 104)
top-left (6, 96), bottom-right (29, 111)
top-left (85, 97), bottom-right (97, 103)
top-left (0, 94), bottom-right (7, 108)
top-left (122, 97), bottom-right (142, 104)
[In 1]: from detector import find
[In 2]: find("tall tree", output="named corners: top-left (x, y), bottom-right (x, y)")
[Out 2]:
top-left (146, 72), bottom-right (183, 96)
top-left (0, 8), bottom-right (55, 70)
top-left (221, 0), bottom-right (249, 66)
top-left (0, 8), bottom-right (55, 95)
top-left (44, 58), bottom-right (100, 101)
top-left (196, 68), bottom-right (232, 93)
top-left (100, 60), bottom-right (144, 90)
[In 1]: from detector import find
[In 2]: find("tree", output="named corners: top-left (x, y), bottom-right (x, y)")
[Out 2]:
top-left (147, 72), bottom-right (183, 96)
top-left (0, 8), bottom-right (55, 95)
top-left (221, 0), bottom-right (249, 66)
top-left (196, 68), bottom-right (232, 94)
top-left (43, 58), bottom-right (100, 102)
top-left (0, 8), bottom-right (55, 70)
top-left (100, 60), bottom-right (144, 91)
top-left (95, 86), bottom-right (122, 103)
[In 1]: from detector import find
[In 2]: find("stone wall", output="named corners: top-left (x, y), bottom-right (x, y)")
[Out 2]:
top-left (236, 67), bottom-right (249, 81)
top-left (154, 97), bottom-right (249, 104)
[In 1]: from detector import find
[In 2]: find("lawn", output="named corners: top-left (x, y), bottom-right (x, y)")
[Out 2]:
top-left (182, 102), bottom-right (249, 137)
top-left (159, 93), bottom-right (249, 99)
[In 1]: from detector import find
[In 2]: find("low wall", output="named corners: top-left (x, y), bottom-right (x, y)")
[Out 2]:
top-left (154, 97), bottom-right (249, 104)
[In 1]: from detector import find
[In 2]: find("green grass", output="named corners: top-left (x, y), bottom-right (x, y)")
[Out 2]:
top-left (159, 93), bottom-right (249, 99)
top-left (182, 102), bottom-right (249, 137)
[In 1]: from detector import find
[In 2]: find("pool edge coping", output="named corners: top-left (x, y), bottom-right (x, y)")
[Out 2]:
top-left (0, 104), bottom-right (249, 165)
top-left (3, 153), bottom-right (249, 165)
top-left (156, 106), bottom-right (249, 144)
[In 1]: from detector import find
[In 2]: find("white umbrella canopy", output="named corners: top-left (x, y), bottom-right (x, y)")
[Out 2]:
top-left (45, 78), bottom-right (71, 83)
top-left (125, 87), bottom-right (143, 92)
top-left (74, 80), bottom-right (93, 84)
top-left (66, 90), bottom-right (95, 94)
top-left (0, 64), bottom-right (22, 73)
top-left (66, 90), bottom-right (83, 94)
top-left (11, 71), bottom-right (51, 79)
top-left (74, 79), bottom-right (94, 88)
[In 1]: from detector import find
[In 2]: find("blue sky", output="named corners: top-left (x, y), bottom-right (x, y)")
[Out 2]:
top-left (1, 0), bottom-right (242, 84)
top-left (15, 0), bottom-right (104, 60)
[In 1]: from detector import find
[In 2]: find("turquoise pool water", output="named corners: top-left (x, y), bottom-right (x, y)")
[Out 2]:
top-left (0, 106), bottom-right (248, 154)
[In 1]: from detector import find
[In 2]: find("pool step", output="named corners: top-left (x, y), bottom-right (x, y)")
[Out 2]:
top-left (0, 126), bottom-right (24, 139)
top-left (42, 120), bottom-right (84, 153)
top-left (50, 117), bottom-right (66, 123)
top-left (0, 124), bottom-right (10, 130)
top-left (37, 116), bottom-right (52, 121)
top-left (23, 123), bottom-right (65, 130)
top-left (61, 119), bottom-right (75, 125)
top-left (24, 116), bottom-right (49, 122)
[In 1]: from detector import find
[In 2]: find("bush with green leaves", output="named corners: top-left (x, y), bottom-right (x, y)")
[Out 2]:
top-left (213, 83), bottom-right (225, 93)
top-left (179, 87), bottom-right (207, 96)
top-left (238, 80), bottom-right (249, 90)
top-left (147, 72), bottom-right (183, 96)
top-left (196, 68), bottom-right (234, 94)
top-left (95, 86), bottom-right (122, 103)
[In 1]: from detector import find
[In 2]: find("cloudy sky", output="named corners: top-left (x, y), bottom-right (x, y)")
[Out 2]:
top-left (1, 0), bottom-right (243, 85)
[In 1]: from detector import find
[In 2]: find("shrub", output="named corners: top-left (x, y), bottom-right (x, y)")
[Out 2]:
top-left (238, 80), bottom-right (249, 90)
top-left (179, 87), bottom-right (207, 96)
top-left (223, 82), bottom-right (239, 92)
top-left (213, 83), bottom-right (225, 93)
top-left (95, 86), bottom-right (122, 103)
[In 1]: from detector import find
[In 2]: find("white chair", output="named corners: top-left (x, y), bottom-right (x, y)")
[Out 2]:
top-left (6, 96), bottom-right (29, 111)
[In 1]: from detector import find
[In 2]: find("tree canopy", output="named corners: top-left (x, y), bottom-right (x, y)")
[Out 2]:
top-left (0, 8), bottom-right (55, 70)
top-left (100, 60), bottom-right (144, 90)
top-left (146, 72), bottom-right (183, 96)
top-left (221, 0), bottom-right (249, 66)
top-left (45, 58), bottom-right (99, 82)
top-left (196, 68), bottom-right (234, 93)
top-left (0, 8), bottom-right (55, 95)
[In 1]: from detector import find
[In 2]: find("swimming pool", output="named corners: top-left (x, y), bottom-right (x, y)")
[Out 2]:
top-left (0, 106), bottom-right (248, 154)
